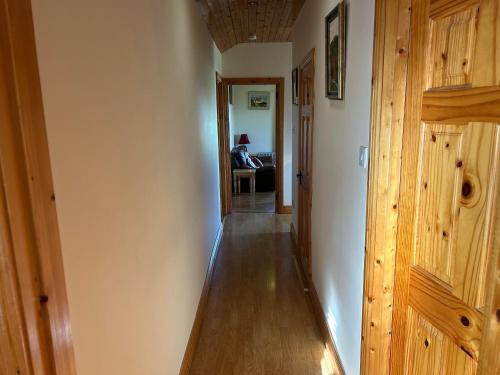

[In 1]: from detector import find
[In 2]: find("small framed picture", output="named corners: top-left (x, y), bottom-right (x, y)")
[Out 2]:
top-left (325, 1), bottom-right (346, 100)
top-left (248, 91), bottom-right (270, 110)
top-left (292, 68), bottom-right (299, 105)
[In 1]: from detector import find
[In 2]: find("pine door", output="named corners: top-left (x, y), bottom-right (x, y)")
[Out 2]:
top-left (391, 0), bottom-right (500, 373)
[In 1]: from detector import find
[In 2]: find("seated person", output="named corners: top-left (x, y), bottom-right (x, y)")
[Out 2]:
top-left (231, 146), bottom-right (275, 192)
top-left (232, 146), bottom-right (262, 169)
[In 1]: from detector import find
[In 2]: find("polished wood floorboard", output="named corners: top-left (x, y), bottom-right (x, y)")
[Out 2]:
top-left (190, 213), bottom-right (329, 375)
top-left (232, 192), bottom-right (275, 213)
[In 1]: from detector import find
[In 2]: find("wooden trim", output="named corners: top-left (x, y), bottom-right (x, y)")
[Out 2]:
top-left (408, 267), bottom-right (484, 360)
top-left (216, 72), bottom-right (232, 218)
top-left (360, 0), bottom-right (411, 374)
top-left (390, 0), bottom-right (430, 371)
top-left (421, 86), bottom-right (500, 122)
top-left (429, 0), bottom-right (480, 19)
top-left (478, 130), bottom-right (500, 374)
top-left (179, 220), bottom-right (225, 375)
top-left (1, 0), bottom-right (77, 373)
top-left (290, 221), bottom-right (298, 245)
top-left (292, 240), bottom-right (345, 375)
top-left (223, 77), bottom-right (286, 214)
top-left (308, 283), bottom-right (345, 375)
top-left (282, 205), bottom-right (292, 214)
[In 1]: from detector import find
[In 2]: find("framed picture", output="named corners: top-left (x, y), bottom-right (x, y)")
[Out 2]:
top-left (292, 68), bottom-right (299, 105)
top-left (248, 91), bottom-right (270, 110)
top-left (325, 1), bottom-right (346, 100)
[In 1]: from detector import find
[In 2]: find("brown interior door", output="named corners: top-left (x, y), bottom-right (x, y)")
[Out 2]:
top-left (298, 50), bottom-right (315, 277)
top-left (391, 0), bottom-right (500, 373)
top-left (216, 74), bottom-right (231, 218)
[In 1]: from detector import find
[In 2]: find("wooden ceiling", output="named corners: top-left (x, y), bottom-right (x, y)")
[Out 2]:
top-left (196, 0), bottom-right (306, 52)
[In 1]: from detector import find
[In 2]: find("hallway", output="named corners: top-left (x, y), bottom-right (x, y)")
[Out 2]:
top-left (190, 213), bottom-right (330, 375)
top-left (232, 192), bottom-right (276, 213)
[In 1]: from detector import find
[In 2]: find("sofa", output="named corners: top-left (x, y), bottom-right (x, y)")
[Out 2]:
top-left (230, 146), bottom-right (276, 192)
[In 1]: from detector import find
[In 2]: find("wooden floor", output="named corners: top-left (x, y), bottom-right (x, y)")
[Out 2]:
top-left (190, 213), bottom-right (331, 375)
top-left (232, 192), bottom-right (275, 213)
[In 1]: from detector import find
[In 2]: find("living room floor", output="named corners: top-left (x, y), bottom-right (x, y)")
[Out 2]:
top-left (232, 192), bottom-right (275, 213)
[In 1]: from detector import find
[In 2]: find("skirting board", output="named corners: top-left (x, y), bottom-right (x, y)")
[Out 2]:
top-left (179, 219), bottom-right (225, 375)
top-left (291, 222), bottom-right (345, 375)
top-left (290, 222), bottom-right (298, 245)
top-left (308, 282), bottom-right (345, 375)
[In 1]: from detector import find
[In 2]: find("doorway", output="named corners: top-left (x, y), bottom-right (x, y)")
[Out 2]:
top-left (216, 77), bottom-right (286, 215)
top-left (297, 49), bottom-right (315, 277)
top-left (230, 83), bottom-right (277, 213)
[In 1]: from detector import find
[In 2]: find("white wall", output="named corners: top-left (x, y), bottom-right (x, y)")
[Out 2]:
top-left (230, 84), bottom-right (276, 154)
top-left (222, 43), bottom-right (292, 205)
top-left (31, 1), bottom-right (221, 374)
top-left (291, 0), bottom-right (374, 373)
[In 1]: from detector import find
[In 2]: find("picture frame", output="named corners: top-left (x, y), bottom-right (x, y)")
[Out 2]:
top-left (325, 1), bottom-right (346, 100)
top-left (248, 91), bottom-right (270, 110)
top-left (292, 68), bottom-right (299, 105)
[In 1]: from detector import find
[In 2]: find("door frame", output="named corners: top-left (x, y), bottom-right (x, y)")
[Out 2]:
top-left (217, 76), bottom-right (287, 214)
top-left (360, 0), bottom-right (410, 373)
top-left (216, 72), bottom-right (232, 218)
top-left (297, 48), bottom-right (315, 278)
top-left (0, 0), bottom-right (76, 373)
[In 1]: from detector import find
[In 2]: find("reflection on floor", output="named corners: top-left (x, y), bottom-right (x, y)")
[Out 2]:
top-left (190, 213), bottom-right (333, 375)
top-left (232, 192), bottom-right (275, 213)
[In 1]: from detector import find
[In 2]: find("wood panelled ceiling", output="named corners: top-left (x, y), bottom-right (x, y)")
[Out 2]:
top-left (196, 0), bottom-right (306, 52)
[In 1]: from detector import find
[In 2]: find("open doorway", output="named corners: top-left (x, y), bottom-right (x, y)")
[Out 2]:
top-left (216, 77), bottom-right (286, 215)
top-left (229, 83), bottom-right (277, 213)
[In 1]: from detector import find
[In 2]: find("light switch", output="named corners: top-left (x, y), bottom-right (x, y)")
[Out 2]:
top-left (359, 146), bottom-right (369, 169)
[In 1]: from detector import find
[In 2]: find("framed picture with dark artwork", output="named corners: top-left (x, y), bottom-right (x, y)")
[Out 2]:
top-left (325, 1), bottom-right (346, 100)
top-left (292, 68), bottom-right (298, 105)
top-left (248, 91), bottom-right (270, 110)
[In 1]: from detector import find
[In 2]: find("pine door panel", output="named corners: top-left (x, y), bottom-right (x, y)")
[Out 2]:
top-left (426, 6), bottom-right (479, 89)
top-left (392, 0), bottom-right (500, 373)
top-left (404, 307), bottom-right (478, 375)
top-left (414, 122), bottom-right (499, 307)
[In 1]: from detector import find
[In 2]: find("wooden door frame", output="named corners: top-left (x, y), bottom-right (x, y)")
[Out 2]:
top-left (360, 0), bottom-right (410, 373)
top-left (216, 72), bottom-right (232, 218)
top-left (297, 48), bottom-right (315, 278)
top-left (218, 76), bottom-right (287, 214)
top-left (0, 0), bottom-right (76, 373)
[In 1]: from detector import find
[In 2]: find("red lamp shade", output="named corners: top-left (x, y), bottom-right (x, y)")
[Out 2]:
top-left (238, 134), bottom-right (250, 145)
